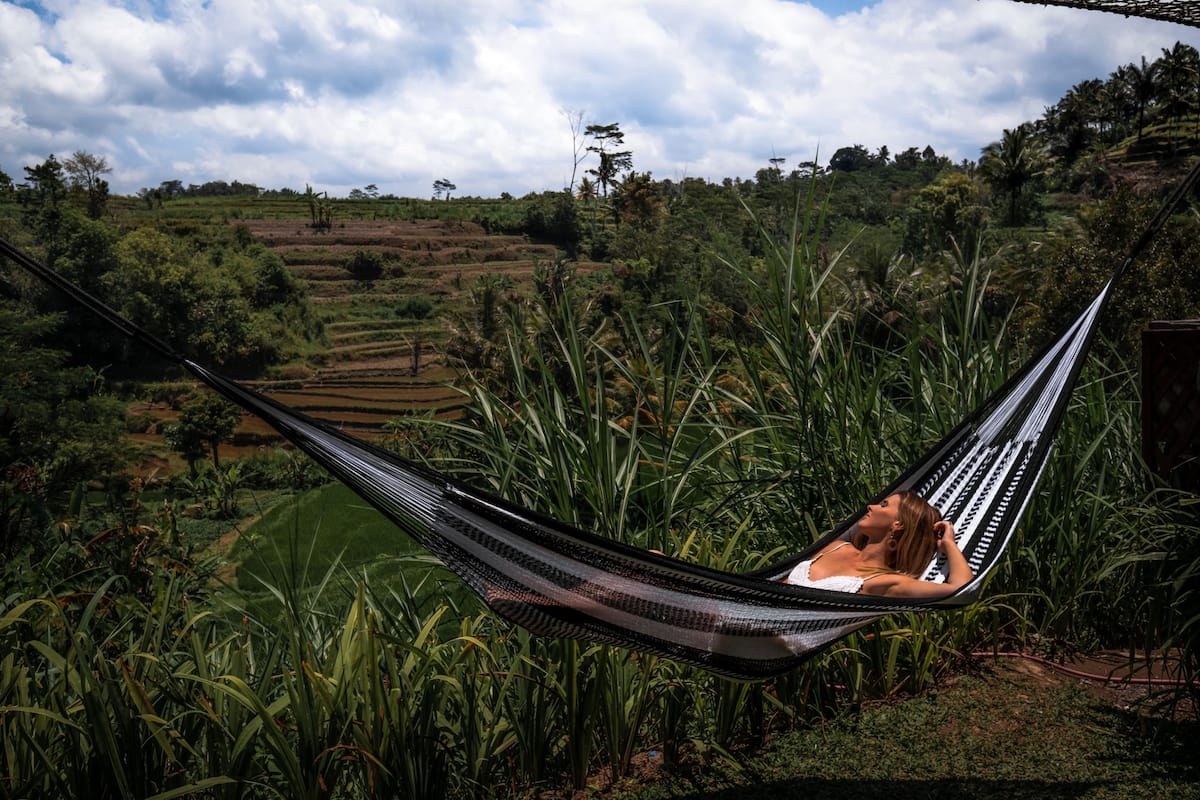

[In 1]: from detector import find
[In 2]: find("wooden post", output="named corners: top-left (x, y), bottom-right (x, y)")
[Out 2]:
top-left (1142, 321), bottom-right (1200, 491)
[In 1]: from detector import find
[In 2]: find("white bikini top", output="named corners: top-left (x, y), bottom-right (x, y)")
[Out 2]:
top-left (785, 542), bottom-right (878, 593)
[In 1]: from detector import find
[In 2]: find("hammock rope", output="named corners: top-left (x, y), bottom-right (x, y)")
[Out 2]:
top-left (2, 162), bottom-right (1197, 679)
top-left (1007, 1), bottom-right (1200, 28)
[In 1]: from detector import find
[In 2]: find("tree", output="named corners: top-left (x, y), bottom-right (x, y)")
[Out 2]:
top-left (348, 184), bottom-right (380, 200)
top-left (107, 227), bottom-right (259, 367)
top-left (17, 155), bottom-right (70, 263)
top-left (159, 179), bottom-right (184, 200)
top-left (902, 172), bottom-right (986, 256)
top-left (303, 184), bottom-right (321, 227)
top-left (346, 248), bottom-right (385, 280)
top-left (894, 147), bottom-right (922, 170)
top-left (1100, 69), bottom-right (1136, 143)
top-left (576, 176), bottom-right (596, 204)
top-left (611, 172), bottom-right (662, 229)
top-left (0, 306), bottom-right (127, 550)
top-left (164, 392), bottom-right (242, 474)
top-left (1157, 42), bottom-right (1199, 135)
top-left (585, 123), bottom-right (633, 198)
top-left (62, 150), bottom-right (112, 219)
top-left (828, 145), bottom-right (873, 172)
top-left (562, 107), bottom-right (589, 193)
top-left (522, 191), bottom-right (582, 256)
top-left (1124, 56), bottom-right (1159, 141)
top-left (978, 124), bottom-right (1047, 226)
top-left (576, 175), bottom-right (598, 241)
top-left (432, 178), bottom-right (456, 200)
top-left (1044, 79), bottom-right (1103, 165)
top-left (136, 186), bottom-right (162, 209)
top-left (1021, 187), bottom-right (1200, 356)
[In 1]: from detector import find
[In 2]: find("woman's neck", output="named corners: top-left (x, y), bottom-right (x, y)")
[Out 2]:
top-left (855, 540), bottom-right (894, 571)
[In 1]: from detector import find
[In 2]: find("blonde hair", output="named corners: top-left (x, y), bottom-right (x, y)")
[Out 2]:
top-left (889, 490), bottom-right (941, 577)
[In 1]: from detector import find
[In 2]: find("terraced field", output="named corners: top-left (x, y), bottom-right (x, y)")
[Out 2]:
top-left (232, 218), bottom-right (561, 443)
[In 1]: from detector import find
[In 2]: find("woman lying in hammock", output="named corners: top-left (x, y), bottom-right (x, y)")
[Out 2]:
top-left (785, 491), bottom-right (972, 598)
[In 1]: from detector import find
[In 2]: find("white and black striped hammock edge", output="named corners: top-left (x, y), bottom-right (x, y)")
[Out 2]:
top-left (2, 167), bottom-right (1196, 680)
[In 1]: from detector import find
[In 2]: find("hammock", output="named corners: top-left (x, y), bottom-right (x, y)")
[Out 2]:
top-left (1007, 1), bottom-right (1200, 28)
top-left (1, 167), bottom-right (1196, 680)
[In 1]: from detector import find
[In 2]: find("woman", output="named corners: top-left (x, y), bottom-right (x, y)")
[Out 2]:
top-left (785, 491), bottom-right (972, 598)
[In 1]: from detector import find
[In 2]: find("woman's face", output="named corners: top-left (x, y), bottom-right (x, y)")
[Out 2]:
top-left (859, 494), bottom-right (901, 539)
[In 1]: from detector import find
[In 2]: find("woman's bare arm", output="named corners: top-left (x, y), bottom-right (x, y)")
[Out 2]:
top-left (860, 521), bottom-right (973, 599)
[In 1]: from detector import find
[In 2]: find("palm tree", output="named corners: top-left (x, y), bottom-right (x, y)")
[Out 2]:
top-left (1157, 42), bottom-right (1200, 136)
top-left (576, 176), bottom-right (598, 240)
top-left (978, 124), bottom-right (1047, 227)
top-left (1101, 68), bottom-right (1135, 143)
top-left (610, 171), bottom-right (661, 229)
top-left (1124, 56), bottom-right (1159, 141)
top-left (1047, 79), bottom-right (1103, 163)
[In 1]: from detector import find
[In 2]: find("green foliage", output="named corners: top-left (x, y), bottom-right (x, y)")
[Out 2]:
top-left (1019, 186), bottom-right (1200, 354)
top-left (178, 462), bottom-right (246, 519)
top-left (0, 307), bottom-right (127, 553)
top-left (397, 294), bottom-right (435, 319)
top-left (246, 244), bottom-right (300, 307)
top-left (162, 391), bottom-right (241, 473)
top-left (522, 190), bottom-right (582, 256)
top-left (828, 143), bottom-right (879, 172)
top-left (345, 247), bottom-right (385, 280)
top-left (98, 226), bottom-right (318, 370)
top-left (902, 172), bottom-right (986, 257)
top-left (978, 123), bottom-right (1049, 226)
top-left (15, 156), bottom-right (73, 266)
top-left (62, 150), bottom-right (112, 220)
top-left (236, 447), bottom-right (329, 491)
top-left (3, 178), bottom-right (1200, 796)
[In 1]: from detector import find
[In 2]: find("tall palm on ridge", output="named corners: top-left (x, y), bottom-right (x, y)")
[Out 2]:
top-left (979, 124), bottom-right (1048, 227)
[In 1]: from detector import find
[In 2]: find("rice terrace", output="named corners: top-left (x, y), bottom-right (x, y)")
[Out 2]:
top-left (3, 2), bottom-right (1200, 799)
top-left (128, 214), bottom-right (577, 450)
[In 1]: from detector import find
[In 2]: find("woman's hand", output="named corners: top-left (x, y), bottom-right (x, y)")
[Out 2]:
top-left (934, 520), bottom-right (958, 554)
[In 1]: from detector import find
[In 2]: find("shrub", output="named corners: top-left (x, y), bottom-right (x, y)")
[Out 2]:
top-left (345, 248), bottom-right (385, 280)
top-left (397, 295), bottom-right (434, 319)
top-left (237, 448), bottom-right (329, 490)
top-left (125, 411), bottom-right (156, 434)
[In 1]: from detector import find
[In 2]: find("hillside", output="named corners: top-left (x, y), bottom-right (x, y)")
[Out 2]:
top-left (121, 212), bottom-right (605, 466)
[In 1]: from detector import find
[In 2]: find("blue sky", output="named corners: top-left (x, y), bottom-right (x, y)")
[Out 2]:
top-left (2, 0), bottom-right (1198, 198)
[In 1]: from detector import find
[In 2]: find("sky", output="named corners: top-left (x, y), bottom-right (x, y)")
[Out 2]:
top-left (2, 0), bottom-right (1200, 199)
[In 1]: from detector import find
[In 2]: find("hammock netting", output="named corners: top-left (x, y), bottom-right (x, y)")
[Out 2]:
top-left (2, 163), bottom-right (1197, 680)
top-left (1007, 0), bottom-right (1200, 27)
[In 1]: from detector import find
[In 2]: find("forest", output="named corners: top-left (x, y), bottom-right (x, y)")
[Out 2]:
top-left (1, 40), bottom-right (1199, 799)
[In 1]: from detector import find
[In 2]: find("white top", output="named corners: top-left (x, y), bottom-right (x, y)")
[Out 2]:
top-left (784, 559), bottom-right (866, 593)
top-left (784, 542), bottom-right (872, 593)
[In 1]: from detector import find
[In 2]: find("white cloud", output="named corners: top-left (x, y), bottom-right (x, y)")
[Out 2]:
top-left (1, 0), bottom-right (1198, 195)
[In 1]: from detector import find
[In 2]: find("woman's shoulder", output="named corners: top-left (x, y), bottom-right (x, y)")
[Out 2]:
top-left (816, 540), bottom-right (855, 558)
top-left (858, 572), bottom-right (907, 595)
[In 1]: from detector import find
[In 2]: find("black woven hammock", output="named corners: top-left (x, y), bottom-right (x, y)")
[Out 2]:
top-left (1007, 1), bottom-right (1200, 28)
top-left (2, 166), bottom-right (1196, 679)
